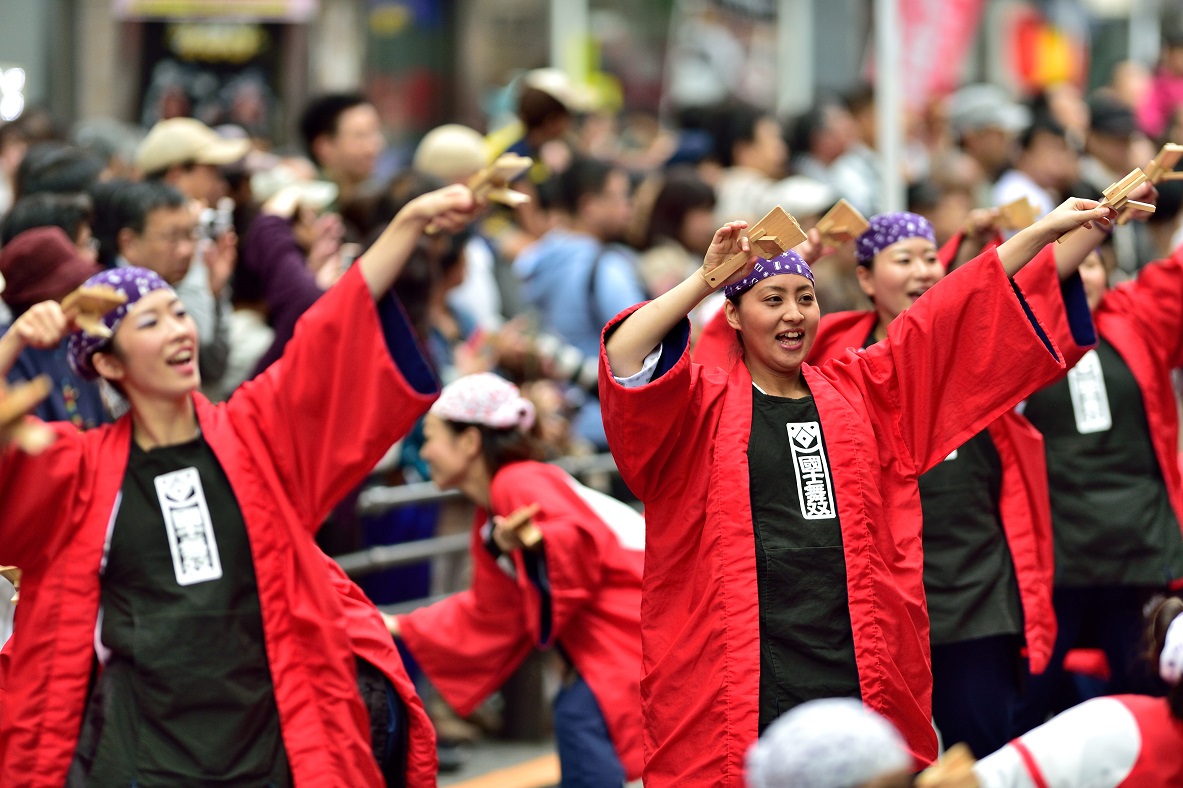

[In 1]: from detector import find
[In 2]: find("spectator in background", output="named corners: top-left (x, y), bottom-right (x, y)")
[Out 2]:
top-left (1138, 29), bottom-right (1183, 140)
top-left (790, 99), bottom-right (859, 200)
top-left (0, 226), bottom-right (106, 428)
top-left (412, 123), bottom-right (505, 333)
top-left (946, 84), bottom-right (1030, 206)
top-left (830, 86), bottom-right (882, 217)
top-left (109, 180), bottom-right (195, 287)
top-left (136, 118), bottom-right (246, 393)
top-left (1, 192), bottom-right (97, 259)
top-left (635, 166), bottom-right (717, 299)
top-left (136, 117), bottom-right (248, 207)
top-left (299, 92), bottom-right (385, 208)
top-left (0, 120), bottom-right (29, 215)
top-left (993, 114), bottom-right (1077, 222)
top-left (14, 142), bottom-right (105, 202)
top-left (514, 157), bottom-right (644, 450)
top-left (71, 117), bottom-right (144, 182)
top-left (1078, 93), bottom-right (1158, 277)
top-left (490, 68), bottom-right (591, 166)
top-left (712, 104), bottom-right (787, 224)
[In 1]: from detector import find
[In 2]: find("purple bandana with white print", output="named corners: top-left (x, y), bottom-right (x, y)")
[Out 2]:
top-left (66, 266), bottom-right (172, 381)
top-left (855, 212), bottom-right (936, 265)
top-left (724, 250), bottom-right (814, 299)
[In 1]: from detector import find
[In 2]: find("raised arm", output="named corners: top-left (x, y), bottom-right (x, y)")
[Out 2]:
top-left (605, 221), bottom-right (756, 376)
top-left (357, 184), bottom-right (479, 299)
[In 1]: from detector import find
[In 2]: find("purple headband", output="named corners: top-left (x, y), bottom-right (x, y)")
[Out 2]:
top-left (855, 212), bottom-right (936, 265)
top-left (67, 266), bottom-right (173, 381)
top-left (724, 250), bottom-right (814, 299)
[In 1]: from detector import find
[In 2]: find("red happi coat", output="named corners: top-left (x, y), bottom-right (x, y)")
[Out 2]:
top-left (399, 461), bottom-right (645, 779)
top-left (0, 266), bottom-right (439, 787)
top-left (1089, 250), bottom-right (1183, 559)
top-left (600, 251), bottom-right (1092, 787)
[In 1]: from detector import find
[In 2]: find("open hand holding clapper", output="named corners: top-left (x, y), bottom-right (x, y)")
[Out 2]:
top-left (1058, 168), bottom-right (1155, 243)
top-left (702, 206), bottom-right (807, 289)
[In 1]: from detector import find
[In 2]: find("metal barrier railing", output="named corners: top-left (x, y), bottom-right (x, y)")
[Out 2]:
top-left (338, 452), bottom-right (621, 579)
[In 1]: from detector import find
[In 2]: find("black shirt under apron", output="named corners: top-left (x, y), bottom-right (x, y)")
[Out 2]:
top-left (861, 330), bottom-right (1022, 644)
top-left (1023, 338), bottom-right (1183, 587)
top-left (72, 435), bottom-right (292, 787)
top-left (917, 431), bottom-right (1023, 644)
top-left (748, 386), bottom-right (859, 732)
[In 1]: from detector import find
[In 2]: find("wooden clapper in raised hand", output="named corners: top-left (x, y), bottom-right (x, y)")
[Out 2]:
top-left (998, 196), bottom-right (1038, 231)
top-left (60, 284), bottom-right (128, 339)
top-left (1058, 168), bottom-right (1155, 243)
top-left (815, 199), bottom-right (869, 248)
top-left (0, 284), bottom-right (128, 453)
top-left (1116, 143), bottom-right (1183, 225)
top-left (469, 154), bottom-right (534, 208)
top-left (701, 206), bottom-right (807, 289)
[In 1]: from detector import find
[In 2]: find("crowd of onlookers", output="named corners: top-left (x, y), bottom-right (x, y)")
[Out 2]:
top-left (5, 23), bottom-right (1183, 668)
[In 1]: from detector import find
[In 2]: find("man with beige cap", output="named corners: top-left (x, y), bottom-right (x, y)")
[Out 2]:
top-left (412, 123), bottom-right (504, 332)
top-left (136, 117), bottom-right (249, 393)
top-left (136, 117), bottom-right (251, 207)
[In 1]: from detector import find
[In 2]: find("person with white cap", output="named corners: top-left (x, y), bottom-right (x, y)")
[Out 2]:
top-left (412, 123), bottom-right (504, 333)
top-left (973, 596), bottom-right (1183, 787)
top-left (0, 183), bottom-right (478, 786)
top-left (947, 84), bottom-right (1032, 192)
top-left (598, 191), bottom-right (1122, 786)
top-left (389, 372), bottom-right (645, 787)
top-left (745, 698), bottom-right (913, 788)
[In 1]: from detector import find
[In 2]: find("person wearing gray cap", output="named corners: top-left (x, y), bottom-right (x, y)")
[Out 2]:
top-left (1078, 93), bottom-right (1157, 277)
top-left (947, 84), bottom-right (1031, 197)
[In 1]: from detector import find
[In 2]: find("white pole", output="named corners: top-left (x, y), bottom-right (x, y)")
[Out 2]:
top-left (777, 0), bottom-right (815, 118)
top-left (874, 0), bottom-right (905, 213)
top-left (1129, 0), bottom-right (1161, 68)
top-left (550, 0), bottom-right (590, 84)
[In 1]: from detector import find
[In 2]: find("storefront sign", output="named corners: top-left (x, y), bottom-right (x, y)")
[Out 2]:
top-left (114, 0), bottom-right (317, 22)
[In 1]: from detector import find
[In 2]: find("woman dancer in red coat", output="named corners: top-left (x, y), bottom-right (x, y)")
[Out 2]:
top-left (598, 195), bottom-right (1121, 787)
top-left (0, 184), bottom-right (476, 786)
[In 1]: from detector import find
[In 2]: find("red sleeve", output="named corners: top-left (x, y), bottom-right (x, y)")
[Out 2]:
top-left (493, 464), bottom-right (604, 649)
top-left (0, 422), bottom-right (88, 569)
top-left (842, 248), bottom-right (1075, 475)
top-left (398, 525), bottom-right (534, 717)
top-left (598, 305), bottom-right (707, 502)
top-left (692, 306), bottom-right (739, 370)
top-left (224, 264), bottom-right (439, 530)
top-left (937, 229), bottom-right (1003, 271)
top-left (1102, 253), bottom-right (1183, 369)
top-left (1012, 243), bottom-right (1096, 370)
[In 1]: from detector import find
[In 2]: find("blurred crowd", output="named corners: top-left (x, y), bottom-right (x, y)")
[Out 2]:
top-left (6, 28), bottom-right (1183, 772)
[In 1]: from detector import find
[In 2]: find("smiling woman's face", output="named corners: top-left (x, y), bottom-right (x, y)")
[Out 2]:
top-left (725, 274), bottom-right (821, 379)
top-left (93, 289), bottom-right (200, 401)
top-left (856, 236), bottom-right (944, 327)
